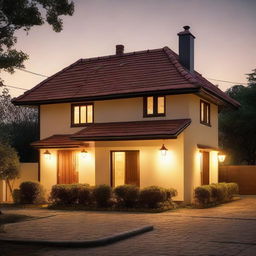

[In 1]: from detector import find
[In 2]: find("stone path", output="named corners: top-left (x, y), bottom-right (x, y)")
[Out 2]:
top-left (0, 196), bottom-right (256, 256)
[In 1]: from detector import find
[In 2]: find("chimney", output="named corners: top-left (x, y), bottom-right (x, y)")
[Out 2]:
top-left (178, 26), bottom-right (195, 72)
top-left (116, 44), bottom-right (124, 55)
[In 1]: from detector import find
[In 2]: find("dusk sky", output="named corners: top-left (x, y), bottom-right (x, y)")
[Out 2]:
top-left (2, 0), bottom-right (256, 97)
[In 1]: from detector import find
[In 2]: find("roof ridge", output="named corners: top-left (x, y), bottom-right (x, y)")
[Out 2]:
top-left (12, 59), bottom-right (83, 103)
top-left (163, 46), bottom-right (199, 86)
top-left (80, 48), bottom-right (165, 63)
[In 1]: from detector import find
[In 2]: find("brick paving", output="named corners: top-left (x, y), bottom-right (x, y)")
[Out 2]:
top-left (0, 196), bottom-right (256, 256)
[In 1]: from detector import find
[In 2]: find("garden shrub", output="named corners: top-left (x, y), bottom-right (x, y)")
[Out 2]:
top-left (93, 184), bottom-right (112, 207)
top-left (114, 184), bottom-right (140, 208)
top-left (50, 184), bottom-right (88, 205)
top-left (194, 185), bottom-right (211, 205)
top-left (20, 181), bottom-right (45, 204)
top-left (77, 185), bottom-right (92, 205)
top-left (166, 188), bottom-right (178, 200)
top-left (12, 189), bottom-right (20, 204)
top-left (195, 182), bottom-right (239, 207)
top-left (139, 186), bottom-right (167, 208)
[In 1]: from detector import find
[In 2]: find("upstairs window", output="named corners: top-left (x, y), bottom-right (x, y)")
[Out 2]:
top-left (144, 96), bottom-right (166, 117)
top-left (200, 100), bottom-right (210, 126)
top-left (71, 103), bottom-right (93, 126)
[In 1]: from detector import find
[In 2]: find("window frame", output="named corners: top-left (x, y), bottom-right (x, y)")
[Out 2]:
top-left (143, 95), bottom-right (166, 117)
top-left (71, 103), bottom-right (94, 127)
top-left (200, 100), bottom-right (211, 126)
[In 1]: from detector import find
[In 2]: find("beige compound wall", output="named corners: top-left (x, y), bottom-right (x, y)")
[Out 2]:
top-left (0, 163), bottom-right (38, 202)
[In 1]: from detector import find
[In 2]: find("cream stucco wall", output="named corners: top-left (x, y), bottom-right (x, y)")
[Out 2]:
top-left (39, 143), bottom-right (95, 196)
top-left (40, 95), bottom-right (192, 139)
top-left (39, 93), bottom-right (219, 203)
top-left (95, 138), bottom-right (184, 201)
top-left (183, 94), bottom-right (219, 202)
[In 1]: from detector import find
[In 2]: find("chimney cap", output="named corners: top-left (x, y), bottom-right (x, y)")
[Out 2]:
top-left (178, 25), bottom-right (195, 38)
top-left (116, 44), bottom-right (124, 55)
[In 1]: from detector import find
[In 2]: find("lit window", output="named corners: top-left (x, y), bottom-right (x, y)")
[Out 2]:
top-left (200, 100), bottom-right (210, 125)
top-left (144, 96), bottom-right (166, 117)
top-left (71, 103), bottom-right (94, 126)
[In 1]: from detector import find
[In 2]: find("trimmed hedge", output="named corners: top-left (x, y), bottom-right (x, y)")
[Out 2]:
top-left (114, 184), bottom-right (140, 208)
top-left (19, 181), bottom-right (45, 204)
top-left (50, 184), bottom-right (91, 205)
top-left (49, 184), bottom-right (177, 209)
top-left (93, 184), bottom-right (112, 207)
top-left (194, 182), bottom-right (239, 207)
top-left (12, 189), bottom-right (21, 204)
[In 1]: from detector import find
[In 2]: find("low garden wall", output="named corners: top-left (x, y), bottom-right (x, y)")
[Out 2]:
top-left (0, 162), bottom-right (38, 202)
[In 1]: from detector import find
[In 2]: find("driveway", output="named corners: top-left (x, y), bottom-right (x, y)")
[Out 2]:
top-left (0, 196), bottom-right (256, 256)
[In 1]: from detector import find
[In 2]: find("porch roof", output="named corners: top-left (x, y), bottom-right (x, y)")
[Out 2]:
top-left (31, 135), bottom-right (88, 148)
top-left (71, 119), bottom-right (191, 141)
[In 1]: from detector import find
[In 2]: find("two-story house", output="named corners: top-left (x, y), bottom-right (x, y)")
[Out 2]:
top-left (13, 26), bottom-right (239, 203)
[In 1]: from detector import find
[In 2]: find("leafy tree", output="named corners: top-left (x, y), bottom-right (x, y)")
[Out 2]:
top-left (0, 85), bottom-right (38, 162)
top-left (219, 69), bottom-right (256, 164)
top-left (0, 0), bottom-right (74, 73)
top-left (0, 142), bottom-right (20, 197)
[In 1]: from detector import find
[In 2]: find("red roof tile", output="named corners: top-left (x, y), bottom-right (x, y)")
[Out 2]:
top-left (71, 119), bottom-right (191, 140)
top-left (13, 47), bottom-right (239, 108)
top-left (31, 135), bottom-right (88, 148)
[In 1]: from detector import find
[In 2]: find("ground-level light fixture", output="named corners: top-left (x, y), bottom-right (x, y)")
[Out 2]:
top-left (218, 153), bottom-right (226, 163)
top-left (43, 150), bottom-right (51, 160)
top-left (160, 144), bottom-right (168, 156)
top-left (80, 149), bottom-right (88, 158)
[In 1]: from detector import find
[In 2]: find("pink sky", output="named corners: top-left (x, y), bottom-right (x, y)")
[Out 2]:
top-left (2, 0), bottom-right (256, 97)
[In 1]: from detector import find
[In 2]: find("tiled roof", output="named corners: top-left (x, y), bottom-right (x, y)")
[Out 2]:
top-left (13, 47), bottom-right (240, 107)
top-left (31, 135), bottom-right (88, 148)
top-left (71, 119), bottom-right (191, 140)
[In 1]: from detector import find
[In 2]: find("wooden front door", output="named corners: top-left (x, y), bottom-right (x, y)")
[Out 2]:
top-left (202, 151), bottom-right (210, 185)
top-left (57, 150), bottom-right (78, 184)
top-left (111, 151), bottom-right (140, 187)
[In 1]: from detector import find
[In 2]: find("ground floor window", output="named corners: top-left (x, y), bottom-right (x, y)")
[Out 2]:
top-left (200, 151), bottom-right (209, 185)
top-left (111, 151), bottom-right (140, 187)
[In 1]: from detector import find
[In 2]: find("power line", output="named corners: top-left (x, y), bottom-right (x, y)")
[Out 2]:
top-left (15, 67), bottom-right (49, 78)
top-left (4, 84), bottom-right (28, 91)
top-left (206, 77), bottom-right (247, 86)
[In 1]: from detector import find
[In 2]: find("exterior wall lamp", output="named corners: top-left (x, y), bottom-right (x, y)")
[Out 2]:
top-left (80, 149), bottom-right (88, 158)
top-left (218, 153), bottom-right (226, 163)
top-left (43, 150), bottom-right (51, 160)
top-left (160, 144), bottom-right (168, 156)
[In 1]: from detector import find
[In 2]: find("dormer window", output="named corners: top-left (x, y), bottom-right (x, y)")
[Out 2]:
top-left (71, 103), bottom-right (93, 126)
top-left (200, 100), bottom-right (210, 126)
top-left (144, 96), bottom-right (166, 117)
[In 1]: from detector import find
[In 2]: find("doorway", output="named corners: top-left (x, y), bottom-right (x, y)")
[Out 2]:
top-left (111, 151), bottom-right (140, 187)
top-left (57, 150), bottom-right (78, 184)
top-left (201, 151), bottom-right (210, 185)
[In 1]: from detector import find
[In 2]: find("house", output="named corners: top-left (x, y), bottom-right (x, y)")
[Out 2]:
top-left (12, 26), bottom-right (239, 203)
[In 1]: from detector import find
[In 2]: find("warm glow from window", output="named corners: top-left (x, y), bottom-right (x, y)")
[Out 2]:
top-left (147, 96), bottom-right (154, 115)
top-left (200, 100), bottom-right (210, 125)
top-left (74, 106), bottom-right (80, 124)
top-left (87, 105), bottom-right (93, 123)
top-left (113, 152), bottom-right (125, 187)
top-left (72, 104), bottom-right (93, 125)
top-left (80, 106), bottom-right (87, 123)
top-left (157, 96), bottom-right (165, 114)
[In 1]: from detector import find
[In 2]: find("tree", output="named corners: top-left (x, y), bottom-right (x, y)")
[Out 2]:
top-left (219, 69), bottom-right (256, 164)
top-left (0, 85), bottom-right (38, 162)
top-left (0, 0), bottom-right (74, 73)
top-left (0, 142), bottom-right (20, 197)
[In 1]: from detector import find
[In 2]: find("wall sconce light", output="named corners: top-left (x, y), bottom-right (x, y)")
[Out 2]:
top-left (43, 150), bottom-right (51, 160)
top-left (160, 144), bottom-right (168, 156)
top-left (80, 149), bottom-right (88, 158)
top-left (218, 153), bottom-right (226, 163)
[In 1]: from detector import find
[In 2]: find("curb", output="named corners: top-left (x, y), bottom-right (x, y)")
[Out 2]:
top-left (0, 225), bottom-right (154, 248)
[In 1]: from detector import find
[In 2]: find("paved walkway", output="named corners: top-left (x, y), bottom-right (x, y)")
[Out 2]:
top-left (1, 196), bottom-right (256, 256)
